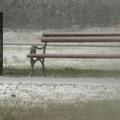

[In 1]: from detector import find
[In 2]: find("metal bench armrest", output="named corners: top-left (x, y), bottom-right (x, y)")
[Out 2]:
top-left (30, 45), bottom-right (44, 54)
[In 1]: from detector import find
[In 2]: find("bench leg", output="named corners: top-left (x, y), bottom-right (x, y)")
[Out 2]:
top-left (40, 59), bottom-right (46, 76)
top-left (29, 57), bottom-right (46, 77)
top-left (30, 58), bottom-right (36, 77)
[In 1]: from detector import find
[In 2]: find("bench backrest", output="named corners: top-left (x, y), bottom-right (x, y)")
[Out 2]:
top-left (41, 37), bottom-right (120, 43)
top-left (43, 32), bottom-right (120, 37)
top-left (41, 32), bottom-right (120, 43)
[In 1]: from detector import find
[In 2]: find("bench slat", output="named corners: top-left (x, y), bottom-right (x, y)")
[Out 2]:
top-left (43, 32), bottom-right (120, 37)
top-left (27, 54), bottom-right (120, 59)
top-left (41, 37), bottom-right (120, 42)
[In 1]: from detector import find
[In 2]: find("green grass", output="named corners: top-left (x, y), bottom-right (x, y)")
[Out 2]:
top-left (3, 67), bottom-right (120, 77)
top-left (0, 100), bottom-right (120, 120)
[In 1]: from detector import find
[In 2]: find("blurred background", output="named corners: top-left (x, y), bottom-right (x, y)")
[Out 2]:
top-left (1, 0), bottom-right (120, 29)
top-left (1, 0), bottom-right (120, 75)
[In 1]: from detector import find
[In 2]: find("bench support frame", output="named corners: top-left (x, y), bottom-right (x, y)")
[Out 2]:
top-left (30, 57), bottom-right (46, 77)
top-left (29, 43), bottom-right (47, 76)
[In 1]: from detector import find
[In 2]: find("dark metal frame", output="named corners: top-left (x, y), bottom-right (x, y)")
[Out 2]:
top-left (0, 13), bottom-right (3, 76)
top-left (29, 42), bottom-right (47, 76)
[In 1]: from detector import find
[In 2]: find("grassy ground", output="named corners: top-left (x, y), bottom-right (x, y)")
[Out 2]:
top-left (0, 100), bottom-right (120, 120)
top-left (3, 67), bottom-right (120, 77)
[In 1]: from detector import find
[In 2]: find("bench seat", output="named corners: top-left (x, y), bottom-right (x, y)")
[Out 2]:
top-left (27, 54), bottom-right (120, 59)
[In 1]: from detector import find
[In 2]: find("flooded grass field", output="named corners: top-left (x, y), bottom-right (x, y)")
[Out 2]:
top-left (0, 77), bottom-right (120, 120)
top-left (0, 99), bottom-right (120, 120)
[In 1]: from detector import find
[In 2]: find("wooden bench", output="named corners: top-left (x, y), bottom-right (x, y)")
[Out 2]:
top-left (27, 32), bottom-right (120, 76)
